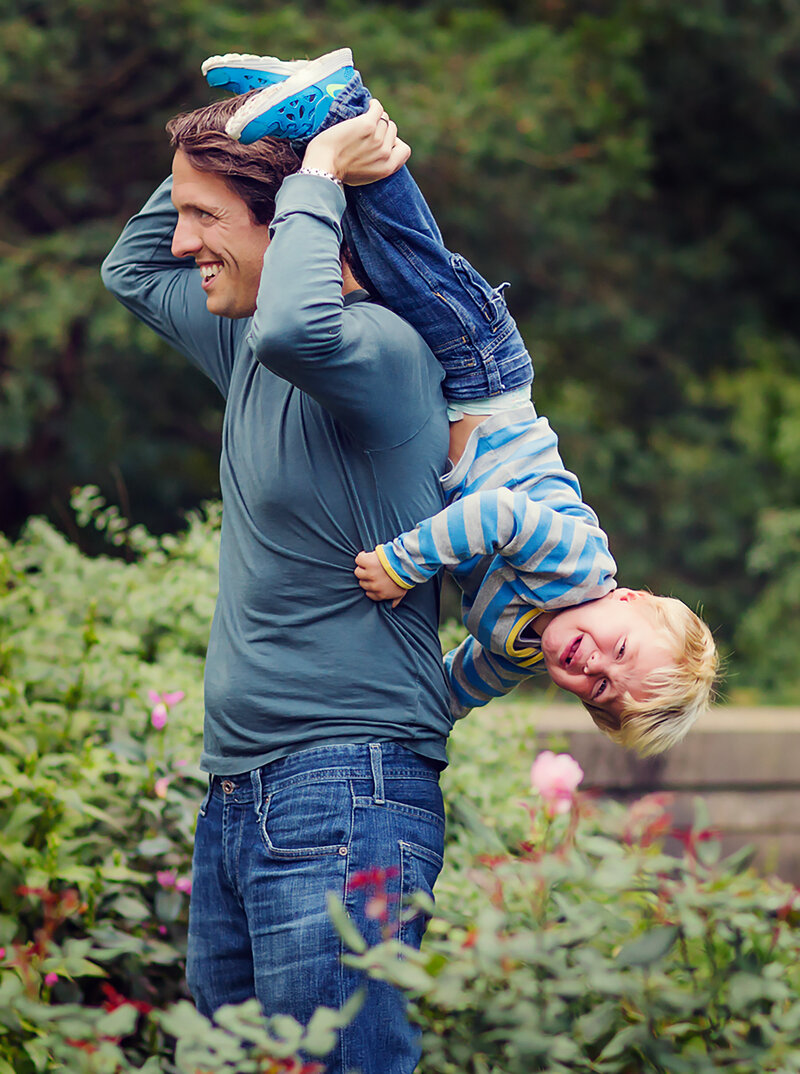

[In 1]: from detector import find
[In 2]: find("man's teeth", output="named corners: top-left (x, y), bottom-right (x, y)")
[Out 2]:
top-left (200, 264), bottom-right (222, 280)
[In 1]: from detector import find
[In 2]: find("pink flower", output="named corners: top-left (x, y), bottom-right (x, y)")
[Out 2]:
top-left (530, 751), bottom-right (584, 816)
top-left (175, 759), bottom-right (189, 768)
top-left (156, 871), bottom-right (191, 895)
top-left (0, 948), bottom-right (5, 959)
top-left (44, 972), bottom-right (58, 986)
top-left (150, 704), bottom-right (168, 730)
top-left (154, 776), bottom-right (172, 799)
top-left (147, 689), bottom-right (186, 730)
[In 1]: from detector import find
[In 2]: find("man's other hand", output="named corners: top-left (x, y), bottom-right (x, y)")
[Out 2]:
top-left (354, 550), bottom-right (409, 607)
top-left (302, 100), bottom-right (410, 186)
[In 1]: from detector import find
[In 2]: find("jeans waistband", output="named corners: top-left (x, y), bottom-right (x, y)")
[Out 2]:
top-left (208, 741), bottom-right (438, 806)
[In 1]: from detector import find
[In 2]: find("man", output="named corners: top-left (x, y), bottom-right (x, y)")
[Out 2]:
top-left (102, 97), bottom-right (451, 1074)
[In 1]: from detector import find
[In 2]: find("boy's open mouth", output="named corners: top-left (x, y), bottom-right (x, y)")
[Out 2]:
top-left (562, 635), bottom-right (582, 668)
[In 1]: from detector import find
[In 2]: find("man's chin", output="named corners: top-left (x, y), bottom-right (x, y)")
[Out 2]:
top-left (205, 296), bottom-right (253, 320)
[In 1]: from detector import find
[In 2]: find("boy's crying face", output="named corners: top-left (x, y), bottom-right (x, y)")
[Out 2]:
top-left (539, 589), bottom-right (675, 716)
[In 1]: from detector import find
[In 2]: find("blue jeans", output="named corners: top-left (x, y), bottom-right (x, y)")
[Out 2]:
top-left (186, 742), bottom-right (445, 1074)
top-left (323, 77), bottom-right (533, 400)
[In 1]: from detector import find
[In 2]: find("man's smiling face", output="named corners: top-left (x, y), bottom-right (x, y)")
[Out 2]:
top-left (539, 589), bottom-right (676, 716)
top-left (170, 150), bottom-right (270, 319)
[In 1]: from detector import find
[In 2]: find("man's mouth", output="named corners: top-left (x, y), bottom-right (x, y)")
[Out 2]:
top-left (199, 262), bottom-right (223, 288)
top-left (561, 635), bottom-right (582, 669)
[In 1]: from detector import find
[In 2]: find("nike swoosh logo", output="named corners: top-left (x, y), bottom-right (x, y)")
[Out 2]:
top-left (326, 83), bottom-right (347, 97)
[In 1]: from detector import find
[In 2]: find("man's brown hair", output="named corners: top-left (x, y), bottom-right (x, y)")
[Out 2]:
top-left (166, 92), bottom-right (301, 225)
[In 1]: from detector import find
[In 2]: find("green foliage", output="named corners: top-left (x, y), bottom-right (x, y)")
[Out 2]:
top-left (337, 797), bottom-right (800, 1073)
top-left (0, 495), bottom-right (341, 1070)
top-left (2, 502), bottom-right (800, 1069)
top-left (1, 0), bottom-right (800, 694)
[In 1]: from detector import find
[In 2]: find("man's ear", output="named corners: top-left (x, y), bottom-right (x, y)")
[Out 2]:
top-left (615, 588), bottom-right (637, 602)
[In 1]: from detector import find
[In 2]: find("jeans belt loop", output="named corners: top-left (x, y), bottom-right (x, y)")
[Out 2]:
top-left (369, 743), bottom-right (385, 805)
top-left (250, 767), bottom-right (263, 817)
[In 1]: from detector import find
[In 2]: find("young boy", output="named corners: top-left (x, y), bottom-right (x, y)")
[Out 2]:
top-left (204, 49), bottom-right (719, 756)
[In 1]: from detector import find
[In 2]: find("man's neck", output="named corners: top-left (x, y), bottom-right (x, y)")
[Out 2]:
top-left (342, 263), bottom-right (361, 295)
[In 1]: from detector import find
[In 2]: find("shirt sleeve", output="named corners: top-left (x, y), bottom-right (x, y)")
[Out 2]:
top-left (101, 177), bottom-right (241, 396)
top-left (247, 173), bottom-right (443, 450)
top-left (444, 635), bottom-right (543, 719)
top-left (377, 486), bottom-right (616, 601)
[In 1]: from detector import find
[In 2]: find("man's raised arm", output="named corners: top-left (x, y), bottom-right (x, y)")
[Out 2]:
top-left (101, 178), bottom-right (239, 396)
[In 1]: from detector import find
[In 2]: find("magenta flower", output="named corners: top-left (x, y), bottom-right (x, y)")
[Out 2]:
top-left (147, 689), bottom-right (185, 730)
top-left (44, 972), bottom-right (58, 986)
top-left (530, 751), bottom-right (584, 816)
top-left (156, 870), bottom-right (191, 895)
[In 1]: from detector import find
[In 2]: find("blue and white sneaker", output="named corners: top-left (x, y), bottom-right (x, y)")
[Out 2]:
top-left (201, 52), bottom-right (307, 95)
top-left (225, 48), bottom-right (354, 144)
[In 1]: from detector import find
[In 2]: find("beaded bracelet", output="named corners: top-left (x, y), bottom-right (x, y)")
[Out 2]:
top-left (297, 167), bottom-right (344, 189)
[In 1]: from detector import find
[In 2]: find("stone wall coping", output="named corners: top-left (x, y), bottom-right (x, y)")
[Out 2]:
top-left (524, 704), bottom-right (800, 789)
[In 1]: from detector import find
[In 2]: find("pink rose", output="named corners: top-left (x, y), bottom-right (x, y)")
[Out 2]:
top-left (530, 751), bottom-right (584, 815)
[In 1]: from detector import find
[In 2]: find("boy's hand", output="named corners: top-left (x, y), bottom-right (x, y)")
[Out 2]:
top-left (354, 550), bottom-right (409, 607)
top-left (302, 99), bottom-right (410, 186)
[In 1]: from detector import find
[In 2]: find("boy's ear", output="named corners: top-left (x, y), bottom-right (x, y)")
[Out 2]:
top-left (614, 587), bottom-right (637, 602)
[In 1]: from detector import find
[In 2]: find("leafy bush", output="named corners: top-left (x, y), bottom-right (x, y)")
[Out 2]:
top-left (2, 494), bottom-right (799, 1072)
top-left (339, 791), bottom-right (800, 1074)
top-left (0, 492), bottom-right (343, 1071)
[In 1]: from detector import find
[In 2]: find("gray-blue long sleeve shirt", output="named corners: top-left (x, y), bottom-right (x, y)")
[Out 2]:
top-left (102, 173), bottom-right (451, 774)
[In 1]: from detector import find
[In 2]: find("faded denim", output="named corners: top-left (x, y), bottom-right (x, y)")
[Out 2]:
top-left (187, 742), bottom-right (445, 1074)
top-left (322, 76), bottom-right (534, 400)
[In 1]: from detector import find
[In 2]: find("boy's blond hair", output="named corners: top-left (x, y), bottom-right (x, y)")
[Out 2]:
top-left (584, 594), bottom-right (718, 756)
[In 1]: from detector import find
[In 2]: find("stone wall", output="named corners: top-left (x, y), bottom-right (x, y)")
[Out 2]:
top-left (532, 704), bottom-right (800, 883)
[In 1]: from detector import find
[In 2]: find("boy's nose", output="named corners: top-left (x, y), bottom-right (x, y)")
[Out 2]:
top-left (583, 650), bottom-right (606, 675)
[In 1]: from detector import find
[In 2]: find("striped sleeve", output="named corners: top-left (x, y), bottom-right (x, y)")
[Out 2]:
top-left (444, 635), bottom-right (542, 718)
top-left (377, 485), bottom-right (615, 597)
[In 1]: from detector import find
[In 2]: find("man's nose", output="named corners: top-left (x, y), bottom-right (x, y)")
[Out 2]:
top-left (171, 216), bottom-right (201, 259)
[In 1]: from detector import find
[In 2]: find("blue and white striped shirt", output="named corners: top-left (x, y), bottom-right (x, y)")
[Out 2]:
top-left (376, 404), bottom-right (617, 717)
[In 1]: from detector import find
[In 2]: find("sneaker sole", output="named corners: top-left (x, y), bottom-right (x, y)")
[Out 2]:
top-left (225, 47), bottom-right (353, 142)
top-left (201, 53), bottom-right (307, 76)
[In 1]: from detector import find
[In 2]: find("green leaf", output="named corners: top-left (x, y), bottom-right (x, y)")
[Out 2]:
top-left (95, 1003), bottom-right (139, 1038)
top-left (616, 925), bottom-right (680, 967)
top-left (326, 892), bottom-right (368, 954)
top-left (111, 894), bottom-right (151, 922)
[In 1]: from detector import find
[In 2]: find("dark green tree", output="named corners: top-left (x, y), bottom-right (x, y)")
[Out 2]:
top-left (2, 0), bottom-right (799, 697)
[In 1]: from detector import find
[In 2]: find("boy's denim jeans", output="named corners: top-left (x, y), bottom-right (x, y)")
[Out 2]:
top-left (324, 77), bottom-right (534, 400)
top-left (186, 742), bottom-right (445, 1074)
